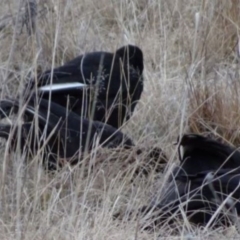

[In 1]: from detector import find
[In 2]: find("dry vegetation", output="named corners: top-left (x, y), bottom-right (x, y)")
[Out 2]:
top-left (0, 0), bottom-right (240, 239)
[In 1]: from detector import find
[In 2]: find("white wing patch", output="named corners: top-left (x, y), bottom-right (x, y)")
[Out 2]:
top-left (39, 82), bottom-right (88, 92)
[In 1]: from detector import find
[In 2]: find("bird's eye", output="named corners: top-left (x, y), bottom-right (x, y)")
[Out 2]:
top-left (188, 134), bottom-right (198, 139)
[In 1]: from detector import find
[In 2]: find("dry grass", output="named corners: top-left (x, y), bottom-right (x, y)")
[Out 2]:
top-left (0, 0), bottom-right (240, 239)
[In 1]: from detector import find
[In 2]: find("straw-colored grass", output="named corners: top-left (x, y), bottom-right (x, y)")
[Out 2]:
top-left (0, 0), bottom-right (240, 239)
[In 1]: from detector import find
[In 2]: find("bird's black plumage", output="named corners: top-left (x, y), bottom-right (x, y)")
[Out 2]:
top-left (145, 169), bottom-right (240, 227)
top-left (177, 134), bottom-right (240, 175)
top-left (138, 134), bottom-right (240, 228)
top-left (7, 45), bottom-right (144, 129)
top-left (0, 97), bottom-right (134, 171)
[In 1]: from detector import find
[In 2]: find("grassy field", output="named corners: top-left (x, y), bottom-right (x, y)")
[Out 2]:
top-left (0, 0), bottom-right (240, 239)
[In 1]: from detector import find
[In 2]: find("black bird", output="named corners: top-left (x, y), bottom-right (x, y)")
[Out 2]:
top-left (0, 97), bottom-right (134, 171)
top-left (140, 168), bottom-right (240, 229)
top-left (138, 134), bottom-right (240, 228)
top-left (6, 45), bottom-right (144, 129)
top-left (177, 134), bottom-right (240, 175)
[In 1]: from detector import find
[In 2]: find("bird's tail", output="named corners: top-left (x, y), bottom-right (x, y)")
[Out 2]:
top-left (0, 96), bottom-right (75, 145)
top-left (0, 98), bottom-right (20, 120)
top-left (0, 124), bottom-right (12, 139)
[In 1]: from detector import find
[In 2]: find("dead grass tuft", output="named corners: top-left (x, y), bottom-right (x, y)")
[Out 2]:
top-left (188, 64), bottom-right (240, 145)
